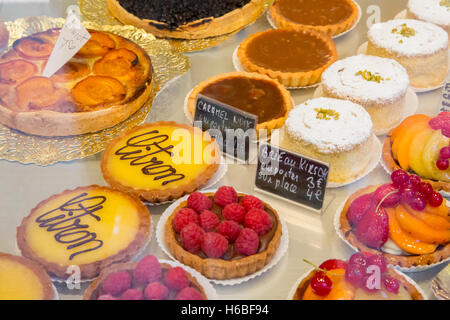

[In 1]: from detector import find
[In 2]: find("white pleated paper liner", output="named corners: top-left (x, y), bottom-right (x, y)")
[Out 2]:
top-left (266, 0), bottom-right (362, 40)
top-left (156, 189), bottom-right (290, 286)
top-left (286, 265), bottom-right (427, 299)
top-left (313, 85), bottom-right (419, 136)
top-left (334, 194), bottom-right (450, 273)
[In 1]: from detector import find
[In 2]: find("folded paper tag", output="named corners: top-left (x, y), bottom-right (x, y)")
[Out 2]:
top-left (42, 5), bottom-right (91, 78)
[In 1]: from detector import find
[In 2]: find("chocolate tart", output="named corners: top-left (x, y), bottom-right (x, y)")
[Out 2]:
top-left (337, 185), bottom-right (450, 269)
top-left (16, 185), bottom-right (151, 279)
top-left (269, 0), bottom-right (359, 37)
top-left (187, 72), bottom-right (293, 134)
top-left (164, 192), bottom-right (283, 280)
top-left (0, 28), bottom-right (153, 137)
top-left (237, 28), bottom-right (338, 87)
top-left (107, 0), bottom-right (266, 39)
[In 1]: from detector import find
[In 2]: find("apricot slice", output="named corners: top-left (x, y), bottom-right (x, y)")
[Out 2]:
top-left (16, 76), bottom-right (63, 110)
top-left (72, 76), bottom-right (126, 107)
top-left (0, 60), bottom-right (38, 84)
top-left (424, 202), bottom-right (450, 221)
top-left (13, 36), bottom-right (54, 60)
top-left (93, 48), bottom-right (138, 78)
top-left (395, 205), bottom-right (450, 244)
top-left (391, 114), bottom-right (430, 143)
top-left (386, 208), bottom-right (437, 255)
top-left (391, 115), bottom-right (430, 161)
top-left (302, 269), bottom-right (355, 300)
top-left (422, 130), bottom-right (450, 182)
top-left (76, 32), bottom-right (115, 58)
top-left (407, 128), bottom-right (434, 178)
top-left (51, 62), bottom-right (90, 83)
top-left (404, 204), bottom-right (450, 230)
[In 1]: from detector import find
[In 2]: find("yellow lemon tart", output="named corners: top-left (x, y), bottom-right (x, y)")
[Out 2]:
top-left (0, 252), bottom-right (54, 300)
top-left (16, 185), bottom-right (151, 279)
top-left (101, 121), bottom-right (220, 203)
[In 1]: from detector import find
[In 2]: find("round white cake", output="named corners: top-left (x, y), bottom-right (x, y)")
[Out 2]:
top-left (407, 0), bottom-right (450, 38)
top-left (366, 19), bottom-right (448, 88)
top-left (321, 55), bottom-right (410, 132)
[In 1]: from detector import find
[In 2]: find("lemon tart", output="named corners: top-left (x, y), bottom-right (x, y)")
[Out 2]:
top-left (17, 185), bottom-right (151, 279)
top-left (101, 121), bottom-right (221, 203)
top-left (0, 252), bottom-right (54, 300)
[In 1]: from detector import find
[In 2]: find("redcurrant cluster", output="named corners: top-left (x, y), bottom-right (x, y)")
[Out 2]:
top-left (436, 145), bottom-right (450, 171)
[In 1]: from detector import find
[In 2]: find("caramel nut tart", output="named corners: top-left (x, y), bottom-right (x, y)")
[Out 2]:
top-left (16, 185), bottom-right (151, 279)
top-left (101, 121), bottom-right (220, 204)
top-left (186, 72), bottom-right (293, 134)
top-left (237, 28), bottom-right (338, 87)
top-left (164, 187), bottom-right (282, 280)
top-left (0, 252), bottom-right (55, 300)
top-left (107, 0), bottom-right (266, 40)
top-left (270, 0), bottom-right (359, 37)
top-left (0, 28), bottom-right (153, 136)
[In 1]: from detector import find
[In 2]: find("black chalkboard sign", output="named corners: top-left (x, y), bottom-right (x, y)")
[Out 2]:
top-left (193, 94), bottom-right (258, 161)
top-left (255, 144), bottom-right (329, 212)
top-left (439, 76), bottom-right (450, 112)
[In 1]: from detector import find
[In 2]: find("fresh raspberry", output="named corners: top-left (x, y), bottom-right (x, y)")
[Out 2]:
top-left (133, 255), bottom-right (162, 284)
top-left (187, 192), bottom-right (212, 213)
top-left (201, 232), bottom-right (229, 258)
top-left (144, 282), bottom-right (169, 300)
top-left (240, 195), bottom-right (264, 212)
top-left (199, 210), bottom-right (220, 231)
top-left (217, 220), bottom-right (241, 243)
top-left (235, 228), bottom-right (259, 256)
top-left (244, 208), bottom-right (273, 235)
top-left (101, 271), bottom-right (131, 296)
top-left (173, 208), bottom-right (199, 233)
top-left (164, 267), bottom-right (189, 291)
top-left (214, 186), bottom-right (238, 207)
top-left (176, 287), bottom-right (204, 300)
top-left (120, 289), bottom-right (143, 300)
top-left (180, 223), bottom-right (204, 253)
top-left (97, 294), bottom-right (116, 300)
top-left (222, 203), bottom-right (246, 223)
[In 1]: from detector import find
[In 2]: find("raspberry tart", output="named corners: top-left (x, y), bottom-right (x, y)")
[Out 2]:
top-left (337, 171), bottom-right (450, 270)
top-left (84, 255), bottom-right (209, 300)
top-left (291, 253), bottom-right (425, 300)
top-left (164, 186), bottom-right (283, 280)
top-left (382, 112), bottom-right (450, 193)
top-left (407, 0), bottom-right (450, 40)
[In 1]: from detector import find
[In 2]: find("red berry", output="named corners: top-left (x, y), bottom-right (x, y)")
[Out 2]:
top-left (101, 271), bottom-right (131, 296)
top-left (187, 192), bottom-right (212, 213)
top-left (240, 195), bottom-right (264, 212)
top-left (391, 169), bottom-right (409, 187)
top-left (345, 264), bottom-right (366, 287)
top-left (429, 192), bottom-right (443, 207)
top-left (408, 191), bottom-right (427, 211)
top-left (180, 223), bottom-right (204, 253)
top-left (346, 193), bottom-right (374, 227)
top-left (176, 287), bottom-right (204, 300)
top-left (173, 208), bottom-right (199, 233)
top-left (222, 203), bottom-right (246, 223)
top-left (164, 267), bottom-right (189, 291)
top-left (355, 206), bottom-right (389, 249)
top-left (442, 127), bottom-right (450, 138)
top-left (214, 186), bottom-right (238, 207)
top-left (133, 255), bottom-right (162, 284)
top-left (384, 275), bottom-right (400, 294)
top-left (120, 289), bottom-right (143, 300)
top-left (144, 282), bottom-right (169, 300)
top-left (348, 252), bottom-right (368, 269)
top-left (235, 228), bottom-right (259, 256)
top-left (408, 175), bottom-right (421, 189)
top-left (244, 208), bottom-right (273, 235)
top-left (440, 146), bottom-right (450, 159)
top-left (418, 182), bottom-right (433, 199)
top-left (98, 294), bottom-right (116, 300)
top-left (436, 157), bottom-right (449, 170)
top-left (310, 272), bottom-right (333, 296)
top-left (400, 186), bottom-right (415, 204)
top-left (199, 210), bottom-right (220, 231)
top-left (319, 259), bottom-right (347, 271)
top-left (217, 220), bottom-right (242, 243)
top-left (201, 232), bottom-right (228, 258)
top-left (366, 254), bottom-right (387, 274)
top-left (362, 274), bottom-right (379, 293)
top-left (374, 184), bottom-right (401, 208)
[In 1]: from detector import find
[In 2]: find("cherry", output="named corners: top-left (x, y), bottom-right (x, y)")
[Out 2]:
top-left (436, 158), bottom-right (449, 170)
top-left (348, 252), bottom-right (368, 269)
top-left (429, 192), bottom-right (443, 207)
top-left (310, 272), bottom-right (333, 296)
top-left (391, 170), bottom-right (409, 188)
top-left (440, 146), bottom-right (450, 159)
top-left (418, 182), bottom-right (433, 200)
top-left (408, 175), bottom-right (421, 190)
top-left (366, 254), bottom-right (387, 274)
top-left (319, 259), bottom-right (347, 271)
top-left (408, 191), bottom-right (427, 211)
top-left (345, 263), bottom-right (366, 288)
top-left (384, 276), bottom-right (400, 294)
top-left (374, 184), bottom-right (401, 208)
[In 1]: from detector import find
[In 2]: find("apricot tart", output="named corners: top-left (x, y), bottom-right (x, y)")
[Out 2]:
top-left (164, 186), bottom-right (282, 280)
top-left (279, 97), bottom-right (379, 185)
top-left (0, 252), bottom-right (54, 300)
top-left (237, 28), bottom-right (337, 87)
top-left (101, 121), bottom-right (220, 203)
top-left (84, 255), bottom-right (207, 300)
top-left (337, 172), bottom-right (450, 269)
top-left (366, 19), bottom-right (448, 89)
top-left (269, 0), bottom-right (359, 37)
top-left (383, 112), bottom-right (450, 192)
top-left (186, 72), bottom-right (293, 133)
top-left (407, 0), bottom-right (450, 39)
top-left (16, 185), bottom-right (151, 279)
top-left (321, 55), bottom-right (410, 133)
top-left (0, 28), bottom-right (153, 136)
top-left (107, 0), bottom-right (266, 39)
top-left (292, 253), bottom-right (424, 300)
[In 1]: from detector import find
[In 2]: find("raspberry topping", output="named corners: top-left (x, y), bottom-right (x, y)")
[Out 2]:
top-left (173, 208), bottom-right (199, 233)
top-left (120, 289), bottom-right (143, 300)
top-left (201, 232), bottom-right (228, 258)
top-left (97, 294), bottom-right (116, 300)
top-left (214, 186), bottom-right (238, 207)
top-left (244, 208), bottom-right (273, 235)
top-left (133, 254), bottom-right (162, 284)
top-left (176, 287), bottom-right (204, 300)
top-left (199, 210), bottom-right (220, 231)
top-left (101, 271), bottom-right (131, 296)
top-left (235, 228), bottom-right (259, 256)
top-left (144, 282), bottom-right (169, 300)
top-left (222, 203), bottom-right (246, 223)
top-left (187, 192), bottom-right (212, 213)
top-left (217, 220), bottom-right (242, 243)
top-left (240, 195), bottom-right (264, 212)
top-left (180, 223), bottom-right (204, 253)
top-left (164, 267), bottom-right (189, 291)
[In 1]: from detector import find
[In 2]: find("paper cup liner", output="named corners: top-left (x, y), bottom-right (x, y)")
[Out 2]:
top-left (156, 189), bottom-right (290, 286)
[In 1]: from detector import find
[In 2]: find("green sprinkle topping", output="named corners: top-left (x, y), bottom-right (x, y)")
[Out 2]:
top-left (392, 23), bottom-right (416, 37)
top-left (440, 0), bottom-right (450, 10)
top-left (315, 108), bottom-right (340, 120)
top-left (355, 70), bottom-right (388, 83)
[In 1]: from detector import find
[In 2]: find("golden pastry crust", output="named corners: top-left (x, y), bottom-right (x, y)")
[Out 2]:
top-left (187, 71), bottom-right (293, 134)
top-left (16, 185), bottom-right (151, 279)
top-left (83, 261), bottom-right (207, 299)
top-left (269, 0), bottom-right (359, 37)
top-left (101, 121), bottom-right (220, 203)
top-left (107, 0), bottom-right (266, 39)
top-left (237, 28), bottom-right (338, 87)
top-left (164, 192), bottom-right (283, 280)
top-left (0, 252), bottom-right (55, 300)
top-left (382, 134), bottom-right (450, 193)
top-left (338, 185), bottom-right (450, 269)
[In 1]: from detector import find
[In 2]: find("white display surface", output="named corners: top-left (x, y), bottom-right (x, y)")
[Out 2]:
top-left (0, 0), bottom-right (447, 300)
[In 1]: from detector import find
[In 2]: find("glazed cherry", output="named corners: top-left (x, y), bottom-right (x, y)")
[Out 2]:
top-left (436, 158), bottom-right (449, 170)
top-left (429, 192), bottom-right (443, 207)
top-left (440, 146), bottom-right (450, 159)
top-left (310, 272), bottom-right (333, 296)
top-left (418, 182), bottom-right (433, 200)
top-left (391, 170), bottom-right (409, 188)
top-left (384, 276), bottom-right (400, 294)
top-left (408, 175), bottom-right (421, 189)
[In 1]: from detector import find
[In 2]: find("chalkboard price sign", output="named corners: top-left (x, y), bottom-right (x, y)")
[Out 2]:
top-left (193, 94), bottom-right (258, 161)
top-left (439, 75), bottom-right (450, 112)
top-left (255, 144), bottom-right (329, 212)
